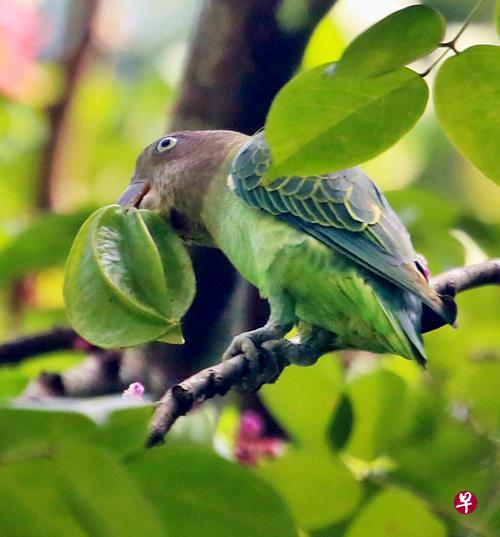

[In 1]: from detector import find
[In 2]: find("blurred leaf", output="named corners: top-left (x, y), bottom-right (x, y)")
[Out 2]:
top-left (345, 488), bottom-right (446, 537)
top-left (335, 5), bottom-right (444, 78)
top-left (434, 45), bottom-right (500, 185)
top-left (387, 188), bottom-right (464, 273)
top-left (0, 457), bottom-right (88, 537)
top-left (329, 394), bottom-right (354, 451)
top-left (129, 445), bottom-right (297, 537)
top-left (302, 15), bottom-right (346, 70)
top-left (266, 66), bottom-right (428, 179)
top-left (393, 417), bottom-right (496, 511)
top-left (98, 405), bottom-right (151, 457)
top-left (0, 443), bottom-right (167, 537)
top-left (277, 0), bottom-right (308, 32)
top-left (341, 369), bottom-right (418, 460)
top-left (54, 443), bottom-right (167, 537)
top-left (426, 286), bottom-right (500, 433)
top-left (259, 447), bottom-right (362, 529)
top-left (18, 351), bottom-right (84, 378)
top-left (423, 0), bottom-right (493, 22)
top-left (261, 354), bottom-right (343, 447)
top-left (497, 0), bottom-right (500, 34)
top-left (0, 368), bottom-right (29, 400)
top-left (63, 206), bottom-right (195, 348)
top-left (0, 209), bottom-right (93, 285)
top-left (0, 408), bottom-right (98, 452)
top-left (0, 351), bottom-right (83, 401)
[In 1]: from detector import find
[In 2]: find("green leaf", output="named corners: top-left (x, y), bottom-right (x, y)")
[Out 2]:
top-left (335, 5), bottom-right (445, 78)
top-left (328, 394), bottom-right (353, 451)
top-left (98, 406), bottom-right (151, 457)
top-left (0, 443), bottom-right (167, 537)
top-left (0, 408), bottom-right (98, 452)
top-left (345, 488), bottom-right (446, 537)
top-left (261, 354), bottom-right (343, 447)
top-left (129, 445), bottom-right (297, 537)
top-left (434, 45), bottom-right (500, 185)
top-left (0, 458), bottom-right (88, 537)
top-left (265, 66), bottom-right (428, 179)
top-left (63, 205), bottom-right (195, 348)
top-left (341, 369), bottom-right (418, 460)
top-left (54, 443), bottom-right (167, 537)
top-left (259, 447), bottom-right (362, 529)
top-left (0, 209), bottom-right (94, 285)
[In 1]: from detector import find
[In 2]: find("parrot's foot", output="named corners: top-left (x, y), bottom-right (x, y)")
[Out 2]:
top-left (285, 325), bottom-right (333, 366)
top-left (222, 322), bottom-right (292, 392)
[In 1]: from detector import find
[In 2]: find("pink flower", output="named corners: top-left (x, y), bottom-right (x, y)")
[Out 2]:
top-left (235, 410), bottom-right (285, 467)
top-left (73, 337), bottom-right (94, 352)
top-left (0, 0), bottom-right (45, 99)
top-left (122, 382), bottom-right (145, 401)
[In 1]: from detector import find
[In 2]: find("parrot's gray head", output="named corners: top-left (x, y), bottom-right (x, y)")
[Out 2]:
top-left (117, 129), bottom-right (247, 244)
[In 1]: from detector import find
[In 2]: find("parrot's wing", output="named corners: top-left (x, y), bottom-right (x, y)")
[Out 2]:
top-left (230, 132), bottom-right (456, 326)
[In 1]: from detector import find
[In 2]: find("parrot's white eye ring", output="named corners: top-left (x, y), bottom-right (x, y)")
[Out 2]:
top-left (156, 136), bottom-right (177, 153)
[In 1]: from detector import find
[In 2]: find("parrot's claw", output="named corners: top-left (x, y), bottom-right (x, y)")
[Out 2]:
top-left (222, 323), bottom-right (291, 392)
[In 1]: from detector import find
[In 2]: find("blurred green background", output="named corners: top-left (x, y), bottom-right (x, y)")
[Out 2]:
top-left (0, 1), bottom-right (498, 536)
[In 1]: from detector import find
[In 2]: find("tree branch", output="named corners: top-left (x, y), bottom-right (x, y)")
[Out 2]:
top-left (0, 327), bottom-right (78, 365)
top-left (431, 259), bottom-right (500, 296)
top-left (37, 0), bottom-right (98, 210)
top-left (147, 259), bottom-right (500, 447)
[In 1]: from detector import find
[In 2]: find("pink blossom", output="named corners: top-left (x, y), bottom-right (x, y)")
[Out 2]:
top-left (73, 337), bottom-right (93, 352)
top-left (122, 382), bottom-right (145, 401)
top-left (235, 410), bottom-right (285, 467)
top-left (0, 0), bottom-right (45, 99)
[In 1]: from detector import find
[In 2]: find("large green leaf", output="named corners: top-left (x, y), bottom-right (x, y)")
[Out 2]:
top-left (0, 408), bottom-right (98, 452)
top-left (259, 447), bottom-right (362, 529)
top-left (0, 443), bottom-right (167, 537)
top-left (63, 205), bottom-right (195, 348)
top-left (339, 369), bottom-right (419, 460)
top-left (261, 354), bottom-right (343, 447)
top-left (54, 444), bottom-right (167, 537)
top-left (335, 5), bottom-right (445, 78)
top-left (0, 458), bottom-right (89, 537)
top-left (345, 489), bottom-right (446, 537)
top-left (265, 66), bottom-right (428, 178)
top-left (129, 445), bottom-right (297, 537)
top-left (0, 209), bottom-right (93, 285)
top-left (434, 45), bottom-right (500, 185)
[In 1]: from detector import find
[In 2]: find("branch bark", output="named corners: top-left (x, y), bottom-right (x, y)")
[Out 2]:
top-left (147, 259), bottom-right (500, 447)
top-left (37, 0), bottom-right (98, 210)
top-left (0, 327), bottom-right (78, 366)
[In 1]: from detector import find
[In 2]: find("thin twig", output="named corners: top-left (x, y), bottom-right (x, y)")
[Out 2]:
top-left (420, 0), bottom-right (487, 77)
top-left (448, 0), bottom-right (487, 47)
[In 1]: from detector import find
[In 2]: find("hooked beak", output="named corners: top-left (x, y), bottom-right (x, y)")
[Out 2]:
top-left (117, 181), bottom-right (151, 209)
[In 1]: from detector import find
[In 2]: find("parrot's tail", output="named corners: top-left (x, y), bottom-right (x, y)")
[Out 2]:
top-left (378, 286), bottom-right (428, 366)
top-left (421, 293), bottom-right (457, 333)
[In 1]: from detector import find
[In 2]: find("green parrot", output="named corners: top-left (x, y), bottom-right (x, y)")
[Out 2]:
top-left (118, 130), bottom-right (456, 387)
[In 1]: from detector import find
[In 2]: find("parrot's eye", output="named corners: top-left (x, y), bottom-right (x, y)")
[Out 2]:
top-left (155, 136), bottom-right (177, 153)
